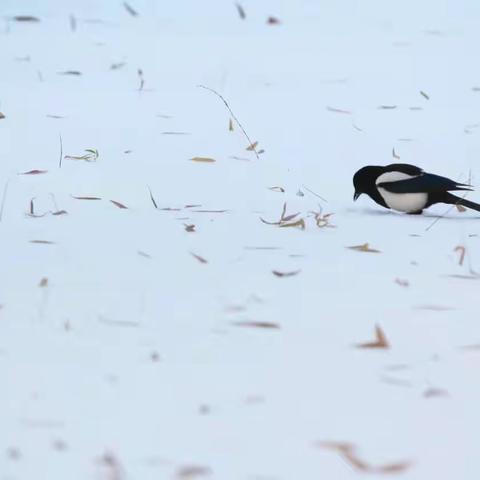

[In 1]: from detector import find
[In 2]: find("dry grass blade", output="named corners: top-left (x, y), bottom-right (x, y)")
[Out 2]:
top-left (190, 157), bottom-right (216, 163)
top-left (233, 321), bottom-right (280, 329)
top-left (52, 210), bottom-right (67, 216)
top-left (235, 3), bottom-right (246, 20)
top-left (420, 90), bottom-right (430, 100)
top-left (229, 118), bottom-right (234, 131)
top-left (269, 186), bottom-right (285, 193)
top-left (123, 2), bottom-right (138, 16)
top-left (347, 243), bottom-right (381, 253)
top-left (110, 200), bottom-right (128, 209)
top-left (19, 169), bottom-right (47, 175)
top-left (71, 195), bottom-right (102, 200)
top-left (378, 105), bottom-right (397, 109)
top-left (58, 70), bottom-right (82, 76)
top-left (326, 106), bottom-right (351, 115)
top-left (272, 270), bottom-right (301, 277)
top-left (65, 148), bottom-right (98, 162)
top-left (356, 325), bottom-right (390, 349)
top-left (30, 240), bottom-right (55, 245)
top-left (59, 134), bottom-right (63, 168)
top-left (198, 85), bottom-right (259, 159)
top-left (12, 15), bottom-right (40, 22)
top-left (191, 252), bottom-right (208, 264)
top-left (147, 186), bottom-right (158, 209)
top-left (392, 147), bottom-right (400, 159)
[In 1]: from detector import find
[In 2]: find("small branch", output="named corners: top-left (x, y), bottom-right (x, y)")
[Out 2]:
top-left (197, 84), bottom-right (259, 159)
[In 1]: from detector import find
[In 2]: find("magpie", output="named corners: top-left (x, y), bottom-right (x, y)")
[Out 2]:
top-left (353, 163), bottom-right (480, 214)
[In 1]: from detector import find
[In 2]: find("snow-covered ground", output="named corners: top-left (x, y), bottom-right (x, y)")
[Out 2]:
top-left (1, 1), bottom-right (480, 478)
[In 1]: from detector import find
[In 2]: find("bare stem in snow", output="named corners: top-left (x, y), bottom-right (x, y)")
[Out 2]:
top-left (197, 84), bottom-right (260, 159)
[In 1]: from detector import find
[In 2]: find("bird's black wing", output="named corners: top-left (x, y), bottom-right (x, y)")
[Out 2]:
top-left (383, 163), bottom-right (424, 176)
top-left (378, 173), bottom-right (472, 194)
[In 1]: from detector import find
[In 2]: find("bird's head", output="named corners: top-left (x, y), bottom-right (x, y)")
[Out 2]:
top-left (353, 166), bottom-right (383, 201)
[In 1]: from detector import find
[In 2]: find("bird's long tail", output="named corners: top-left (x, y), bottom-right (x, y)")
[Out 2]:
top-left (443, 192), bottom-right (480, 212)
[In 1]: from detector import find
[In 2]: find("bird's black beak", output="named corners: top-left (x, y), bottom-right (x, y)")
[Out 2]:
top-left (353, 191), bottom-right (361, 201)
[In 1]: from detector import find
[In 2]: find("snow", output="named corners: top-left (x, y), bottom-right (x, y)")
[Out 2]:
top-left (1, 0), bottom-right (480, 479)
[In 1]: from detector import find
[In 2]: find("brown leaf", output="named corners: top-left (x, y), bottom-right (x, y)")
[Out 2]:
top-left (176, 465), bottom-right (212, 479)
top-left (235, 3), bottom-right (246, 20)
top-left (279, 218), bottom-right (306, 230)
top-left (19, 169), bottom-right (47, 175)
top-left (191, 252), bottom-right (208, 264)
top-left (454, 245), bottom-right (466, 265)
top-left (12, 15), bottom-right (40, 22)
top-left (38, 277), bottom-right (48, 287)
top-left (110, 200), bottom-right (128, 209)
top-left (71, 195), bottom-right (101, 200)
top-left (423, 387), bottom-right (449, 398)
top-left (233, 321), bottom-right (280, 329)
top-left (267, 16), bottom-right (281, 25)
top-left (190, 157), bottom-right (216, 163)
top-left (356, 325), bottom-right (390, 349)
top-left (347, 243), bottom-right (381, 253)
top-left (272, 269), bottom-right (301, 277)
top-left (316, 441), bottom-right (411, 474)
top-left (184, 224), bottom-right (195, 232)
top-left (246, 141), bottom-right (258, 151)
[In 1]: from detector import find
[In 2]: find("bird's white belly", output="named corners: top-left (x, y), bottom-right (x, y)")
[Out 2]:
top-left (377, 188), bottom-right (428, 212)
top-left (376, 171), bottom-right (428, 213)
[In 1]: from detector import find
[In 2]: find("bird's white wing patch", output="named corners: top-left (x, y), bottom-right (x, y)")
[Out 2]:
top-left (376, 171), bottom-right (428, 213)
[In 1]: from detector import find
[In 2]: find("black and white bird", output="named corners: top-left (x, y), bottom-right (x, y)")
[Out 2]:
top-left (353, 163), bottom-right (480, 214)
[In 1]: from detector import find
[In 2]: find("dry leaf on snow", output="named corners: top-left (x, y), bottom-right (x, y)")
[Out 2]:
top-left (190, 157), bottom-right (216, 163)
top-left (272, 270), bottom-right (301, 277)
top-left (347, 243), bottom-right (381, 253)
top-left (356, 325), bottom-right (390, 349)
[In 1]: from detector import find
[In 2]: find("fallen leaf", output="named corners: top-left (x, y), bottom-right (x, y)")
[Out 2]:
top-left (110, 200), bottom-right (128, 209)
top-left (316, 441), bottom-right (411, 474)
top-left (233, 321), bottom-right (280, 329)
top-left (279, 218), bottom-right (306, 230)
top-left (420, 90), bottom-right (430, 100)
top-left (326, 106), bottom-right (351, 115)
top-left (454, 245), bottom-right (466, 265)
top-left (12, 15), bottom-right (40, 22)
top-left (235, 3), bottom-right (246, 20)
top-left (190, 157), bottom-right (216, 163)
top-left (356, 325), bottom-right (390, 349)
top-left (272, 269), bottom-right (301, 277)
top-left (267, 16), bottom-right (281, 25)
top-left (423, 387), bottom-right (449, 398)
top-left (123, 2), bottom-right (138, 16)
top-left (347, 243), bottom-right (381, 253)
top-left (19, 169), bottom-right (47, 175)
top-left (71, 195), bottom-right (101, 200)
top-left (191, 252), bottom-right (208, 264)
top-left (29, 240), bottom-right (55, 245)
top-left (176, 465), bottom-right (212, 479)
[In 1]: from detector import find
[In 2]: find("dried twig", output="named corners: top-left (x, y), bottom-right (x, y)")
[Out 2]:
top-left (197, 84), bottom-right (259, 159)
